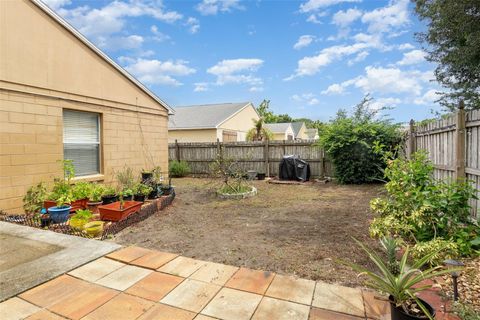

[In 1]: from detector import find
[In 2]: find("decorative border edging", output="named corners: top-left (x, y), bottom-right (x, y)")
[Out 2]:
top-left (217, 186), bottom-right (257, 200)
top-left (0, 191), bottom-right (175, 240)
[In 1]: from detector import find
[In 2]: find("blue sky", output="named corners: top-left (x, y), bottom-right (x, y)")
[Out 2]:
top-left (44, 0), bottom-right (442, 123)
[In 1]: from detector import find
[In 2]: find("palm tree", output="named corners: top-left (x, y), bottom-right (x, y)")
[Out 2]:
top-left (246, 117), bottom-right (273, 141)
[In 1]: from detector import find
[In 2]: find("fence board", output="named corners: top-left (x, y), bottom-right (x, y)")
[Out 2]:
top-left (169, 140), bottom-right (331, 178)
top-left (408, 107), bottom-right (480, 219)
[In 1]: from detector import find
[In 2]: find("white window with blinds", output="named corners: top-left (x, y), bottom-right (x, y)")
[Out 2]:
top-left (63, 110), bottom-right (100, 176)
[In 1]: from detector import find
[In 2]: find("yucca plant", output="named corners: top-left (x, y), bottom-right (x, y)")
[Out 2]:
top-left (347, 239), bottom-right (461, 320)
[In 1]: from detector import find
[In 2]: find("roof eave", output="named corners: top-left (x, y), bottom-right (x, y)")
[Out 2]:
top-left (31, 0), bottom-right (175, 115)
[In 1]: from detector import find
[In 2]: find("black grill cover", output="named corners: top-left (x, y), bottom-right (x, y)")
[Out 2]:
top-left (279, 155), bottom-right (311, 181)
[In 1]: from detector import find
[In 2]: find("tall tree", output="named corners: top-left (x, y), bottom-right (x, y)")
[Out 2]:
top-left (246, 118), bottom-right (273, 141)
top-left (414, 0), bottom-right (480, 110)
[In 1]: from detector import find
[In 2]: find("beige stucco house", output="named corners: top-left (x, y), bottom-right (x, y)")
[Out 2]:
top-left (0, 0), bottom-right (172, 212)
top-left (264, 123), bottom-right (295, 141)
top-left (168, 102), bottom-right (259, 142)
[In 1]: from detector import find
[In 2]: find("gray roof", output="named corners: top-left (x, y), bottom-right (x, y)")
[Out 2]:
top-left (291, 122), bottom-right (305, 138)
top-left (169, 102), bottom-right (252, 129)
top-left (264, 123), bottom-right (292, 133)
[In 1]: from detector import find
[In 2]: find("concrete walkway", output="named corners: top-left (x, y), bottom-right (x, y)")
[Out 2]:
top-left (1, 246), bottom-right (391, 320)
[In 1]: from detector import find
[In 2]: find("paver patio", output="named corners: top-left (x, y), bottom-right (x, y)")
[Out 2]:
top-left (0, 246), bottom-right (455, 320)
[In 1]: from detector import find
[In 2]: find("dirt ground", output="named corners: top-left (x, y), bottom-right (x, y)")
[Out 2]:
top-left (113, 178), bottom-right (384, 287)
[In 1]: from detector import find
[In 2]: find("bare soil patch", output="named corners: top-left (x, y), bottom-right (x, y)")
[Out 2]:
top-left (113, 178), bottom-right (383, 287)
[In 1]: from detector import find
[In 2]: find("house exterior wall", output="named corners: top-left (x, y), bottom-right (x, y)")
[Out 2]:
top-left (169, 129), bottom-right (218, 143)
top-left (295, 124), bottom-right (308, 140)
top-left (0, 0), bottom-right (169, 213)
top-left (271, 126), bottom-right (295, 141)
top-left (218, 104), bottom-right (259, 141)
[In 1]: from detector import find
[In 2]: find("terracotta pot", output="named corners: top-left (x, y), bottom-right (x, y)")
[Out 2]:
top-left (43, 200), bottom-right (56, 210)
top-left (87, 201), bottom-right (103, 214)
top-left (98, 201), bottom-right (143, 222)
top-left (70, 198), bottom-right (88, 212)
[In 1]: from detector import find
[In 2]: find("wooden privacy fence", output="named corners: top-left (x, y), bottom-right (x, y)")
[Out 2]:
top-left (406, 102), bottom-right (480, 219)
top-left (169, 140), bottom-right (333, 178)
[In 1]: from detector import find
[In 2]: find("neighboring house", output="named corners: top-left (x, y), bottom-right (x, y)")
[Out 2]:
top-left (0, 0), bottom-right (172, 212)
top-left (305, 128), bottom-right (319, 140)
top-left (168, 102), bottom-right (259, 142)
top-left (291, 122), bottom-right (308, 140)
top-left (264, 123), bottom-right (295, 141)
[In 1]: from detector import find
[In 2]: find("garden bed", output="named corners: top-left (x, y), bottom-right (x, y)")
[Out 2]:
top-left (113, 177), bottom-right (382, 287)
top-left (0, 192), bottom-right (175, 240)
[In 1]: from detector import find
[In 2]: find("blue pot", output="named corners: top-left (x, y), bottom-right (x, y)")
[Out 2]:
top-left (47, 206), bottom-right (72, 223)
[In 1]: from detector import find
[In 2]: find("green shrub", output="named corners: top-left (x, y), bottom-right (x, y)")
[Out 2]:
top-left (169, 160), bottom-right (191, 177)
top-left (23, 182), bottom-right (48, 214)
top-left (318, 96), bottom-right (402, 184)
top-left (369, 151), bottom-right (480, 261)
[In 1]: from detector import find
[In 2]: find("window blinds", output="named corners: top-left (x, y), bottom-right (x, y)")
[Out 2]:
top-left (63, 110), bottom-right (100, 176)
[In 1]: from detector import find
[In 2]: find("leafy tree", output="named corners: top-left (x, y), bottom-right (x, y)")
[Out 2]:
top-left (414, 0), bottom-right (480, 110)
top-left (246, 118), bottom-right (273, 141)
top-left (318, 96), bottom-right (403, 184)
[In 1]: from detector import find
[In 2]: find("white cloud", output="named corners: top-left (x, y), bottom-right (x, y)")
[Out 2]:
top-left (369, 97), bottom-right (401, 111)
top-left (43, 0), bottom-right (71, 10)
top-left (294, 35), bottom-right (315, 50)
top-left (196, 0), bottom-right (243, 15)
top-left (207, 58), bottom-right (264, 86)
top-left (249, 86), bottom-right (264, 92)
top-left (123, 58), bottom-right (196, 86)
top-left (96, 34), bottom-right (144, 51)
top-left (398, 43), bottom-right (415, 50)
top-left (414, 89), bottom-right (441, 105)
top-left (194, 82), bottom-right (209, 92)
top-left (361, 0), bottom-right (409, 34)
top-left (299, 0), bottom-right (361, 13)
top-left (348, 50), bottom-right (369, 65)
top-left (291, 93), bottom-right (320, 105)
top-left (321, 83), bottom-right (346, 95)
top-left (150, 25), bottom-right (171, 42)
top-left (332, 8), bottom-right (362, 27)
top-left (185, 17), bottom-right (200, 34)
top-left (337, 66), bottom-right (434, 96)
top-left (306, 14), bottom-right (322, 24)
top-left (397, 49), bottom-right (427, 65)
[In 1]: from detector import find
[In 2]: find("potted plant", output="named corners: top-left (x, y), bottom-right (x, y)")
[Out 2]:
top-left (87, 184), bottom-right (105, 213)
top-left (346, 238), bottom-right (459, 320)
top-left (71, 181), bottom-right (91, 211)
top-left (101, 186), bottom-right (118, 204)
top-left (257, 172), bottom-right (266, 180)
top-left (97, 194), bottom-right (142, 222)
top-left (47, 192), bottom-right (73, 223)
top-left (141, 169), bottom-right (153, 183)
top-left (122, 188), bottom-right (134, 201)
top-left (133, 183), bottom-right (152, 202)
top-left (69, 209), bottom-right (92, 230)
top-left (23, 182), bottom-right (48, 217)
top-left (160, 177), bottom-right (174, 196)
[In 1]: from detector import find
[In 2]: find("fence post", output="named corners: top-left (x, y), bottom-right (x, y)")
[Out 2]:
top-left (175, 139), bottom-right (180, 161)
top-left (282, 140), bottom-right (286, 155)
top-left (216, 138), bottom-right (222, 157)
top-left (407, 119), bottom-right (416, 159)
top-left (264, 139), bottom-right (270, 177)
top-left (455, 101), bottom-right (466, 181)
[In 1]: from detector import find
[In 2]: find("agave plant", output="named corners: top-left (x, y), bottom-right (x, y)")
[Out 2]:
top-left (347, 239), bottom-right (461, 320)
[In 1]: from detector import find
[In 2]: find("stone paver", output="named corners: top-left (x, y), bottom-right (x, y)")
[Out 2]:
top-left (82, 293), bottom-right (153, 320)
top-left (68, 257), bottom-right (125, 282)
top-left (130, 251), bottom-right (178, 269)
top-left (95, 265), bottom-right (152, 291)
top-left (363, 290), bottom-right (389, 320)
top-left (312, 281), bottom-right (365, 317)
top-left (201, 287), bottom-right (262, 320)
top-left (161, 279), bottom-right (220, 313)
top-left (265, 274), bottom-right (315, 305)
top-left (107, 247), bottom-right (153, 263)
top-left (47, 283), bottom-right (118, 319)
top-left (0, 297), bottom-right (40, 320)
top-left (137, 303), bottom-right (197, 320)
top-left (194, 315), bottom-right (218, 320)
top-left (126, 272), bottom-right (184, 301)
top-left (225, 267), bottom-right (275, 295)
top-left (158, 256), bottom-right (206, 277)
top-left (309, 307), bottom-right (364, 320)
top-left (190, 261), bottom-right (239, 286)
top-left (26, 309), bottom-right (66, 320)
top-left (252, 297), bottom-right (310, 320)
top-left (19, 275), bottom-right (89, 307)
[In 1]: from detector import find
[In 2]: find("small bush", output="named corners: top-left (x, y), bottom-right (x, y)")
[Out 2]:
top-left (318, 96), bottom-right (403, 184)
top-left (169, 160), bottom-right (191, 177)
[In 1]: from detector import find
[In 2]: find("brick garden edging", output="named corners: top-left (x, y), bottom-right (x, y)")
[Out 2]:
top-left (0, 191), bottom-right (175, 241)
